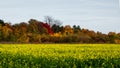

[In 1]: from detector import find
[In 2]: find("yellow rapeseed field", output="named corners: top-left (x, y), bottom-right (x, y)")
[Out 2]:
top-left (0, 44), bottom-right (120, 68)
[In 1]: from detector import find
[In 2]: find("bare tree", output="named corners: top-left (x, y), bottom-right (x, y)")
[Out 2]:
top-left (54, 20), bottom-right (62, 26)
top-left (44, 16), bottom-right (54, 27)
top-left (44, 16), bottom-right (62, 27)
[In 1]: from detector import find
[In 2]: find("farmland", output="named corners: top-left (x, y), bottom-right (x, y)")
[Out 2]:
top-left (0, 44), bottom-right (120, 68)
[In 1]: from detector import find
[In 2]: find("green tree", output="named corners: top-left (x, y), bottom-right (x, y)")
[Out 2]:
top-left (52, 24), bottom-right (61, 33)
top-left (0, 19), bottom-right (5, 26)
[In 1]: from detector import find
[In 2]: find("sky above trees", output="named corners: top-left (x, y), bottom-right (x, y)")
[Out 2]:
top-left (0, 0), bottom-right (120, 33)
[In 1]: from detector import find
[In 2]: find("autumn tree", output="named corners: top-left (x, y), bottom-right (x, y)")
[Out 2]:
top-left (12, 24), bottom-right (20, 41)
top-left (2, 23), bottom-right (13, 41)
top-left (28, 19), bottom-right (39, 34)
top-left (114, 33), bottom-right (120, 43)
top-left (63, 25), bottom-right (73, 35)
top-left (19, 22), bottom-right (28, 33)
top-left (73, 25), bottom-right (81, 34)
top-left (108, 32), bottom-right (119, 43)
top-left (0, 24), bottom-right (2, 41)
top-left (16, 22), bottom-right (29, 43)
top-left (41, 23), bottom-right (53, 34)
top-left (37, 22), bottom-right (48, 34)
top-left (0, 17), bottom-right (119, 44)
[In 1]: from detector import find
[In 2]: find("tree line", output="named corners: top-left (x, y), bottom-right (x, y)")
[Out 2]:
top-left (0, 17), bottom-right (120, 43)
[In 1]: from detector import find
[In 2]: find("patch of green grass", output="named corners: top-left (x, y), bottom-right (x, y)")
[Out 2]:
top-left (0, 44), bottom-right (120, 68)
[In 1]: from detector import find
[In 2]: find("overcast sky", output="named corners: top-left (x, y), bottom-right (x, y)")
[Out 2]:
top-left (0, 0), bottom-right (120, 33)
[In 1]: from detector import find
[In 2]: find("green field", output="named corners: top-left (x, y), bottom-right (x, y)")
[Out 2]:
top-left (0, 44), bottom-right (120, 68)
